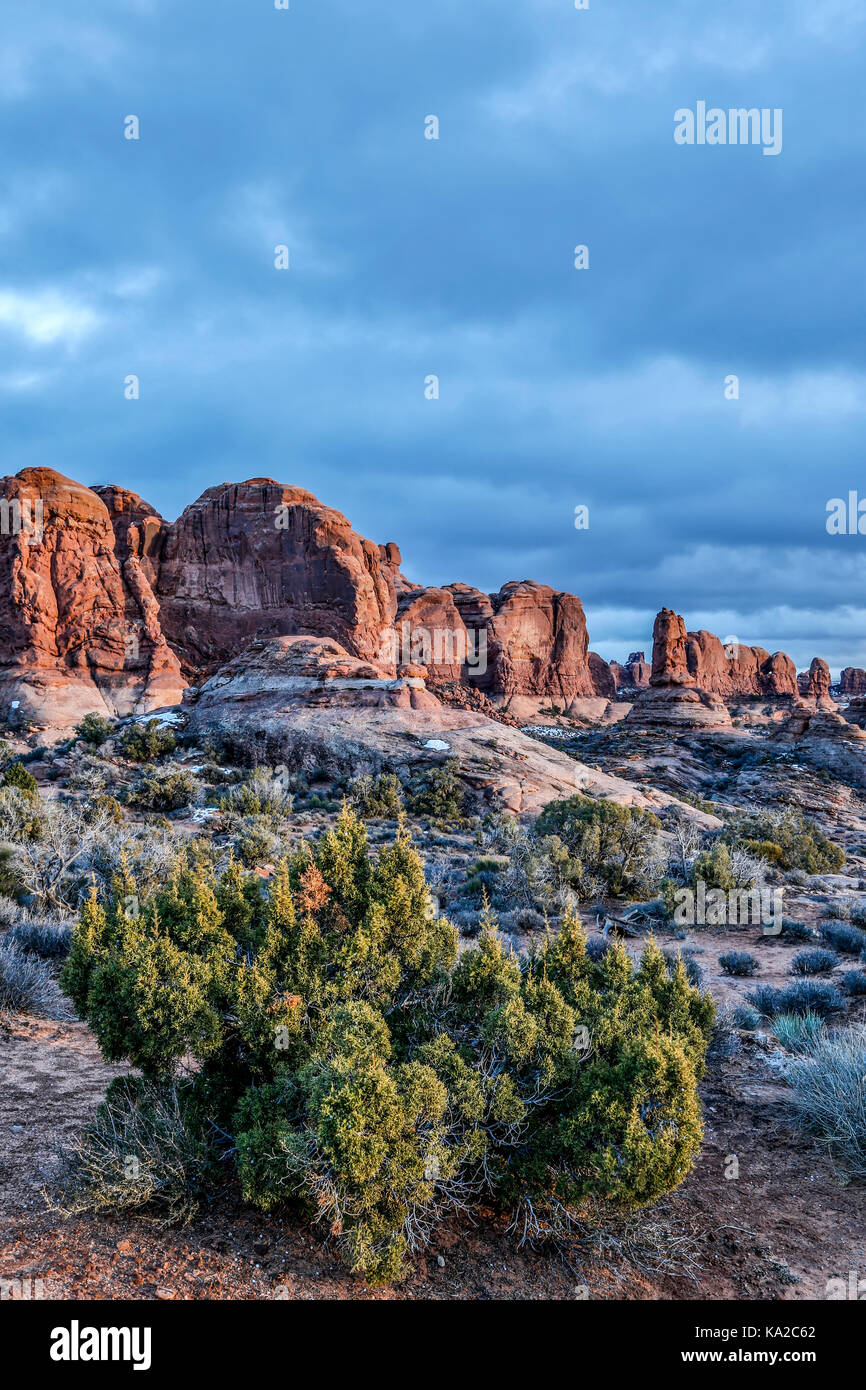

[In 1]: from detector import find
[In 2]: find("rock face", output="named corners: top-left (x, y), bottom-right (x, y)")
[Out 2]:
top-left (481, 582), bottom-right (599, 700)
top-left (644, 614), bottom-right (797, 698)
top-left (394, 578), bottom-right (614, 704)
top-left (797, 658), bottom-right (835, 710)
top-left (0, 468), bottom-right (184, 725)
top-left (685, 631), bottom-right (798, 698)
top-left (611, 652), bottom-right (651, 691)
top-left (587, 651), bottom-right (616, 699)
top-left (0, 468), bottom-right (846, 739)
top-left (650, 609), bottom-right (695, 688)
top-left (839, 667), bottom-right (866, 694)
top-left (774, 702), bottom-right (866, 788)
top-left (156, 480), bottom-right (398, 673)
top-left (393, 586), bottom-right (471, 685)
top-left (627, 609), bottom-right (731, 728)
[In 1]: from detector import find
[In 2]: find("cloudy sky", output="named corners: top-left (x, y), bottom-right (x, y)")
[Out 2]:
top-left (2, 0), bottom-right (865, 672)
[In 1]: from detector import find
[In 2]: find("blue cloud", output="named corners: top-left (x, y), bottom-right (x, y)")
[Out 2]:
top-left (1, 0), bottom-right (864, 673)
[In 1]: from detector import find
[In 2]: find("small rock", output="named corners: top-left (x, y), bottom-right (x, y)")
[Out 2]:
top-left (155, 1287), bottom-right (175, 1300)
top-left (437, 1255), bottom-right (445, 1268)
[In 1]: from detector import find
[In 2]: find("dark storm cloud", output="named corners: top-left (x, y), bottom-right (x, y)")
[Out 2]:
top-left (1, 0), bottom-right (864, 672)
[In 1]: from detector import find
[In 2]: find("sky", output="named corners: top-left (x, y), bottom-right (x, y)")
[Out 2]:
top-left (2, 0), bottom-right (865, 673)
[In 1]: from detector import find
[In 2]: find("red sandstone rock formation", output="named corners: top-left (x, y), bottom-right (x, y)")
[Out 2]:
top-left (685, 631), bottom-right (798, 698)
top-left (156, 479), bottom-right (398, 674)
top-left (839, 667), bottom-right (866, 694)
top-left (627, 609), bottom-right (731, 728)
top-left (610, 651), bottom-right (651, 690)
top-left (0, 468), bottom-right (184, 724)
top-left (797, 658), bottom-right (835, 710)
top-left (650, 609), bottom-right (694, 687)
top-left (394, 586), bottom-right (470, 684)
top-left (587, 651), bottom-right (616, 699)
top-left (0, 469), bottom-right (846, 737)
top-left (396, 578), bottom-right (613, 701)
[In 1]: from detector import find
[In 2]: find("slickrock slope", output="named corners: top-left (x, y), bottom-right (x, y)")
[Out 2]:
top-left (185, 634), bottom-right (721, 822)
top-left (0, 468), bottom-right (183, 725)
top-left (156, 479), bottom-right (399, 673)
top-left (627, 609), bottom-right (732, 728)
top-left (773, 702), bottom-right (866, 788)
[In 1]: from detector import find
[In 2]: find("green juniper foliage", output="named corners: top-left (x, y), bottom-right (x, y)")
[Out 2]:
top-left (62, 806), bottom-right (713, 1284)
top-left (534, 793), bottom-right (662, 899)
top-left (2, 761), bottom-right (39, 797)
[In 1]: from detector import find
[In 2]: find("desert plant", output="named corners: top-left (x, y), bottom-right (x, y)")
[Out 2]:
top-left (724, 809), bottom-right (844, 875)
top-left (120, 720), bottom-right (177, 762)
top-left (2, 761), bottom-right (38, 796)
top-left (75, 713), bottom-right (113, 747)
top-left (407, 760), bottom-right (466, 822)
top-left (231, 819), bottom-right (282, 869)
top-left (731, 1004), bottom-right (760, 1031)
top-left (781, 918), bottom-right (815, 942)
top-left (786, 1027), bottom-right (866, 1178)
top-left (663, 948), bottom-right (704, 988)
top-left (690, 843), bottom-right (738, 893)
top-left (86, 794), bottom-right (124, 824)
top-left (351, 773), bottom-right (405, 820)
top-left (0, 939), bottom-right (64, 1015)
top-left (534, 794), bottom-right (663, 900)
top-left (825, 897), bottom-right (854, 921)
top-left (128, 771), bottom-right (202, 814)
top-left (791, 948), bottom-right (839, 976)
top-left (718, 951), bottom-right (758, 978)
top-left (818, 923), bottom-right (866, 955)
top-left (221, 768), bottom-right (294, 820)
top-left (771, 1012), bottom-right (825, 1053)
top-left (748, 980), bottom-right (844, 1019)
top-left (53, 1076), bottom-right (212, 1225)
top-left (61, 807), bottom-right (713, 1285)
top-left (841, 969), bottom-right (866, 996)
top-left (0, 795), bottom-right (115, 911)
top-left (11, 918), bottom-right (72, 957)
